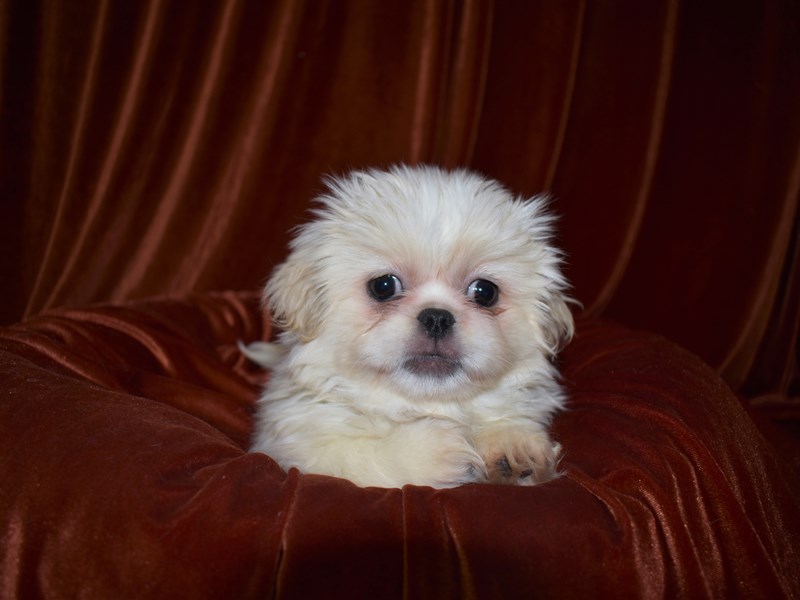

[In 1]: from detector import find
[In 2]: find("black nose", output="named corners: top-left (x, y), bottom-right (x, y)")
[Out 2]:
top-left (417, 308), bottom-right (455, 340)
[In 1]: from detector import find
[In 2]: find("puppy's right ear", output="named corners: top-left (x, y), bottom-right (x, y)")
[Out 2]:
top-left (263, 251), bottom-right (328, 343)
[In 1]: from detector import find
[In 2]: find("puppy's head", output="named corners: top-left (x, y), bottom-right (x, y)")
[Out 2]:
top-left (266, 165), bottom-right (573, 400)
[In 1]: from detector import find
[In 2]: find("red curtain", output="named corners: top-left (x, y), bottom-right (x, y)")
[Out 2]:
top-left (2, 0), bottom-right (798, 404)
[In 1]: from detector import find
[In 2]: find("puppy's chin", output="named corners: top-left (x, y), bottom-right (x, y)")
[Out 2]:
top-left (403, 353), bottom-right (461, 378)
top-left (388, 361), bottom-right (473, 398)
top-left (376, 343), bottom-right (499, 400)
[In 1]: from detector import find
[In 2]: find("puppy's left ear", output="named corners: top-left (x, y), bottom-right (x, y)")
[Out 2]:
top-left (263, 249), bottom-right (328, 343)
top-left (540, 294), bottom-right (575, 357)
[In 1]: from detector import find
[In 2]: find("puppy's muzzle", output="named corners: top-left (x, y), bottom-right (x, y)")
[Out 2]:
top-left (417, 308), bottom-right (455, 339)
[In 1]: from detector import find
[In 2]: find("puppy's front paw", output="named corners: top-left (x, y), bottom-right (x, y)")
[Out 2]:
top-left (386, 418), bottom-right (487, 488)
top-left (475, 427), bottom-right (561, 485)
top-left (434, 442), bottom-right (488, 487)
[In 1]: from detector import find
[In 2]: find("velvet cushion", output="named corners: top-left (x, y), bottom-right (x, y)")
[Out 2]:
top-left (1, 292), bottom-right (797, 598)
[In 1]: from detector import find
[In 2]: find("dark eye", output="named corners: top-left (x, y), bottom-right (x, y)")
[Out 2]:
top-left (466, 279), bottom-right (499, 307)
top-left (367, 274), bottom-right (403, 302)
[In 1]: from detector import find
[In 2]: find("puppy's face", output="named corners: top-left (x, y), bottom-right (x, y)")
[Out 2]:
top-left (266, 166), bottom-right (573, 401)
top-left (351, 259), bottom-right (517, 399)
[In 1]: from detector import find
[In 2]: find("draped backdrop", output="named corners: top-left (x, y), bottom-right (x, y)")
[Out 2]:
top-left (2, 1), bottom-right (798, 409)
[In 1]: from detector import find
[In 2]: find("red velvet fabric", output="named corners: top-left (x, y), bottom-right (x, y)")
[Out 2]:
top-left (2, 2), bottom-right (800, 597)
top-left (1, 293), bottom-right (798, 598)
top-left (1, 1), bottom-right (798, 405)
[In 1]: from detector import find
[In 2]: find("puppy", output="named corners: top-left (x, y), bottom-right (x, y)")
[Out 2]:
top-left (244, 165), bottom-right (574, 488)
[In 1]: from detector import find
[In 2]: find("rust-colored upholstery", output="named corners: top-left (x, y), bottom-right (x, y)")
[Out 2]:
top-left (1, 2), bottom-right (799, 597)
top-left (2, 294), bottom-right (798, 597)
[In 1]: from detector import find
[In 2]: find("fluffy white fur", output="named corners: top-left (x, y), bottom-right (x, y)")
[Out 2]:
top-left (245, 165), bottom-right (574, 488)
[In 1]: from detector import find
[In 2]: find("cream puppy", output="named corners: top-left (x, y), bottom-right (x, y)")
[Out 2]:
top-left (245, 165), bottom-right (573, 488)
